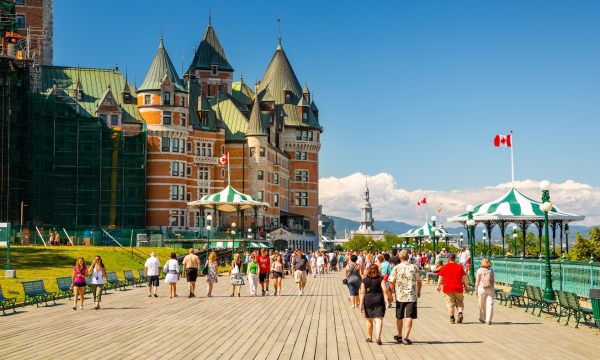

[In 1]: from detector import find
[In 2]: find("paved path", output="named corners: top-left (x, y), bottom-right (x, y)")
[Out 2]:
top-left (1, 271), bottom-right (598, 359)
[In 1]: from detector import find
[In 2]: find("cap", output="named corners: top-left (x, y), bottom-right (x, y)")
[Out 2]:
top-left (447, 252), bottom-right (456, 259)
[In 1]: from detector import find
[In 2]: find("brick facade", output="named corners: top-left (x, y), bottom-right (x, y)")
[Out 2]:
top-left (15, 0), bottom-right (53, 65)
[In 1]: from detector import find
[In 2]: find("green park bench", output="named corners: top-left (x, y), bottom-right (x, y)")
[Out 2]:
top-left (0, 285), bottom-right (17, 315)
top-left (123, 270), bottom-right (140, 287)
top-left (137, 269), bottom-right (147, 284)
top-left (105, 272), bottom-right (126, 291)
top-left (22, 280), bottom-right (56, 307)
top-left (498, 280), bottom-right (526, 308)
top-left (56, 277), bottom-right (74, 300)
top-left (557, 291), bottom-right (594, 328)
top-left (466, 276), bottom-right (475, 295)
top-left (524, 285), bottom-right (557, 316)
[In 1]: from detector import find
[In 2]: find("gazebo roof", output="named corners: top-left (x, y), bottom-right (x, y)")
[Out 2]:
top-left (321, 236), bottom-right (334, 242)
top-left (398, 222), bottom-right (454, 238)
top-left (187, 185), bottom-right (268, 212)
top-left (392, 243), bottom-right (414, 249)
top-left (447, 188), bottom-right (585, 223)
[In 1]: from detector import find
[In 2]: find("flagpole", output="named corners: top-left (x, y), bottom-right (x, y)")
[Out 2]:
top-left (510, 130), bottom-right (514, 188)
top-left (426, 195), bottom-right (428, 224)
top-left (227, 152), bottom-right (230, 185)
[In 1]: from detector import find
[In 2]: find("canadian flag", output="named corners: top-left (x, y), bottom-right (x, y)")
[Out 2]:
top-left (494, 134), bottom-right (512, 147)
top-left (417, 197), bottom-right (426, 206)
top-left (219, 154), bottom-right (229, 165)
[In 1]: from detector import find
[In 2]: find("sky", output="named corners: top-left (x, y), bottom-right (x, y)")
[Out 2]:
top-left (54, 1), bottom-right (600, 225)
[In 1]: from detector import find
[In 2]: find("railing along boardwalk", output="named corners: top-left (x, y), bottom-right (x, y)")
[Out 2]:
top-left (0, 271), bottom-right (598, 359)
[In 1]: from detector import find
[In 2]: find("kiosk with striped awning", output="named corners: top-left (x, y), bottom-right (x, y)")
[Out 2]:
top-left (248, 242), bottom-right (271, 249)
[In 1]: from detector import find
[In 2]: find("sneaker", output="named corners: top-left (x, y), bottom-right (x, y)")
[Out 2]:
top-left (192, 293), bottom-right (196, 297)
top-left (207, 294), bottom-right (212, 297)
top-left (188, 293), bottom-right (192, 298)
top-left (266, 290), bottom-right (269, 296)
top-left (450, 318), bottom-right (456, 324)
top-left (457, 314), bottom-right (463, 324)
top-left (262, 290), bottom-right (265, 296)
top-left (148, 294), bottom-right (152, 298)
top-left (487, 321), bottom-right (492, 325)
top-left (479, 318), bottom-right (484, 323)
top-left (298, 291), bottom-right (302, 296)
top-left (72, 306), bottom-right (76, 310)
top-left (153, 294), bottom-right (158, 298)
top-left (79, 306), bottom-right (83, 310)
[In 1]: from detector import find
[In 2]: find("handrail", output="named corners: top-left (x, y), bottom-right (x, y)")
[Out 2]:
top-left (35, 226), bottom-right (47, 247)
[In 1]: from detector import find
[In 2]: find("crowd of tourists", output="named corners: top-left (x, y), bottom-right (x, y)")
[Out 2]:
top-left (67, 245), bottom-right (497, 342)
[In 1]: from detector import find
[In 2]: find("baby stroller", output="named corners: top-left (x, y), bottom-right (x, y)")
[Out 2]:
top-left (329, 256), bottom-right (338, 271)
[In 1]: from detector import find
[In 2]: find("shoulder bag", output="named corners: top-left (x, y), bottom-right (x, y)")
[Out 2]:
top-left (202, 261), bottom-right (209, 276)
top-left (382, 263), bottom-right (392, 282)
top-left (231, 262), bottom-right (240, 275)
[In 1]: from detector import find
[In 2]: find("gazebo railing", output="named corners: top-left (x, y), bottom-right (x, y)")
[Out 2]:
top-left (474, 257), bottom-right (600, 298)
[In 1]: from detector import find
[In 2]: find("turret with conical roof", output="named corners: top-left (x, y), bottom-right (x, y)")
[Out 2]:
top-left (246, 96), bottom-right (267, 137)
top-left (138, 38), bottom-right (186, 92)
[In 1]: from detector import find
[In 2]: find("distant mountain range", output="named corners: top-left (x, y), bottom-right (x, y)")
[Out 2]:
top-left (330, 216), bottom-right (597, 240)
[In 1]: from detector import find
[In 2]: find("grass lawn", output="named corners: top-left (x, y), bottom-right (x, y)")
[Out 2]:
top-left (0, 246), bottom-right (229, 303)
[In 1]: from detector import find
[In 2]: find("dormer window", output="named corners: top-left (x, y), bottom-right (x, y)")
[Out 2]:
top-left (201, 112), bottom-right (208, 126)
top-left (302, 112), bottom-right (307, 122)
top-left (163, 92), bottom-right (170, 105)
top-left (211, 65), bottom-right (218, 75)
top-left (123, 93), bottom-right (131, 104)
top-left (285, 93), bottom-right (291, 104)
top-left (77, 90), bottom-right (83, 101)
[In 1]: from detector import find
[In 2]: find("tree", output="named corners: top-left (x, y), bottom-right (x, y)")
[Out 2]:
top-left (333, 245), bottom-right (344, 251)
top-left (567, 227), bottom-right (600, 261)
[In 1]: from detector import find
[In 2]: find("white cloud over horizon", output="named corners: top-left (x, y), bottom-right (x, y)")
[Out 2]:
top-left (319, 173), bottom-right (600, 227)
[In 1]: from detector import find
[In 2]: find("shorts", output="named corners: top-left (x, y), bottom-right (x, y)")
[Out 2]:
top-left (444, 292), bottom-right (464, 309)
top-left (273, 271), bottom-right (283, 279)
top-left (73, 282), bottom-right (86, 288)
top-left (294, 270), bottom-right (307, 283)
top-left (259, 272), bottom-right (270, 283)
top-left (148, 275), bottom-right (159, 287)
top-left (348, 283), bottom-right (360, 296)
top-left (186, 268), bottom-right (198, 282)
top-left (396, 301), bottom-right (418, 319)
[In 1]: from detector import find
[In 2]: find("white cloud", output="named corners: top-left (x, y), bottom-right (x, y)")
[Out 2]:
top-left (319, 173), bottom-right (600, 226)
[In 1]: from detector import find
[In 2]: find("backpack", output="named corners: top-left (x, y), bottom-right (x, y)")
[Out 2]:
top-left (481, 269), bottom-right (493, 288)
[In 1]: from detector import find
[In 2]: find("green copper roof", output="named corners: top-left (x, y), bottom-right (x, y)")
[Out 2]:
top-left (257, 46), bottom-right (321, 130)
top-left (297, 97), bottom-right (309, 107)
top-left (138, 40), bottom-right (186, 91)
top-left (282, 82), bottom-right (293, 92)
top-left (310, 100), bottom-right (319, 111)
top-left (209, 91), bottom-right (249, 140)
top-left (189, 81), bottom-right (218, 131)
top-left (261, 86), bottom-right (274, 102)
top-left (246, 96), bottom-right (267, 137)
top-left (41, 66), bottom-right (142, 123)
top-left (231, 80), bottom-right (255, 106)
top-left (189, 24), bottom-right (233, 71)
top-left (302, 83), bottom-right (309, 94)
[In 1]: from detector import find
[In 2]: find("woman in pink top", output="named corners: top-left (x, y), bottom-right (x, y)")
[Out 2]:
top-left (310, 253), bottom-right (318, 278)
top-left (71, 257), bottom-right (87, 310)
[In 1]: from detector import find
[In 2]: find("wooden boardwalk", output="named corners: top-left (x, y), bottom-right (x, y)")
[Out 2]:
top-left (0, 271), bottom-right (598, 359)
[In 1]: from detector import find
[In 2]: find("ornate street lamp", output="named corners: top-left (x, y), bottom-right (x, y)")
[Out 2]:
top-left (466, 205), bottom-right (476, 283)
top-left (459, 232), bottom-right (464, 248)
top-left (247, 228), bottom-right (253, 239)
top-left (512, 227), bottom-right (518, 257)
top-left (206, 215), bottom-right (213, 264)
top-left (231, 222), bottom-right (236, 240)
top-left (540, 180), bottom-right (555, 300)
top-left (431, 216), bottom-right (437, 255)
top-left (482, 229), bottom-right (487, 256)
top-left (564, 221), bottom-right (570, 254)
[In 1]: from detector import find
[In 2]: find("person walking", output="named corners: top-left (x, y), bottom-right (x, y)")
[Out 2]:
top-left (89, 255), bottom-right (107, 310)
top-left (205, 252), bottom-right (218, 297)
top-left (271, 254), bottom-right (284, 295)
top-left (71, 257), bottom-right (87, 310)
top-left (229, 253), bottom-right (244, 297)
top-left (310, 251), bottom-right (318, 279)
top-left (284, 250), bottom-right (292, 275)
top-left (164, 252), bottom-right (179, 298)
top-left (460, 246), bottom-right (469, 271)
top-left (257, 248), bottom-right (271, 296)
top-left (361, 264), bottom-right (393, 345)
top-left (345, 255), bottom-right (363, 308)
top-left (291, 248), bottom-right (309, 296)
top-left (182, 248), bottom-right (200, 298)
top-left (388, 250), bottom-right (422, 345)
top-left (475, 257), bottom-right (495, 325)
top-left (338, 252), bottom-right (345, 271)
top-left (436, 252), bottom-right (469, 324)
top-left (247, 255), bottom-right (259, 296)
top-left (379, 253), bottom-right (393, 308)
top-left (145, 252), bottom-right (162, 298)
top-left (317, 252), bottom-right (325, 278)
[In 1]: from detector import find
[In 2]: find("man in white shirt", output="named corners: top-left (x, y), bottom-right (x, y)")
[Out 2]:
top-left (144, 252), bottom-right (162, 297)
top-left (355, 251), bottom-right (364, 270)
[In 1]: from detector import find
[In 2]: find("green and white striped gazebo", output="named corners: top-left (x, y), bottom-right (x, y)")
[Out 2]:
top-left (447, 187), bottom-right (584, 254)
top-left (187, 185), bottom-right (268, 212)
top-left (248, 241), bottom-right (271, 249)
top-left (392, 243), bottom-right (414, 249)
top-left (399, 222), bottom-right (454, 239)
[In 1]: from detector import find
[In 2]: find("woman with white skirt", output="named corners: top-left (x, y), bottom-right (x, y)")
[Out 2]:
top-left (247, 255), bottom-right (259, 296)
top-left (164, 252), bottom-right (179, 298)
